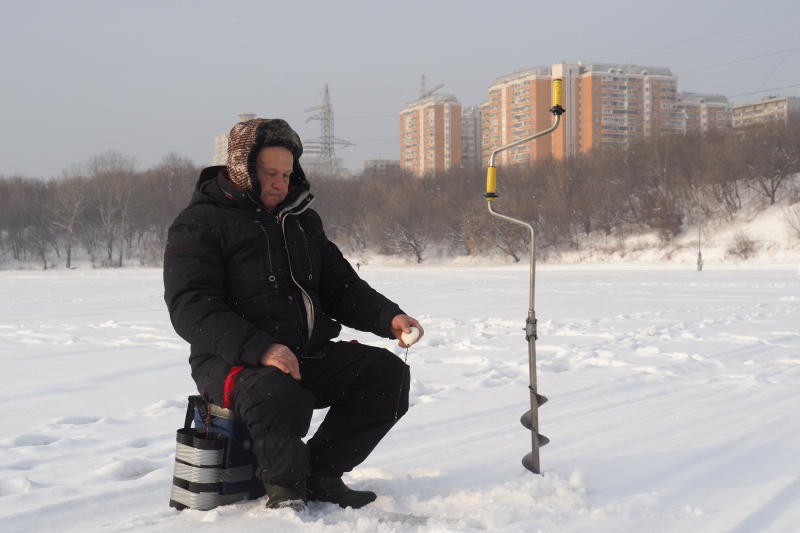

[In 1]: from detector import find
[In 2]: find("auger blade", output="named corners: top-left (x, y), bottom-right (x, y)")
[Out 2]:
top-left (522, 452), bottom-right (539, 474)
top-left (521, 430), bottom-right (549, 446)
top-left (520, 414), bottom-right (550, 443)
top-left (537, 393), bottom-right (548, 406)
top-left (520, 411), bottom-right (548, 431)
top-left (520, 410), bottom-right (532, 430)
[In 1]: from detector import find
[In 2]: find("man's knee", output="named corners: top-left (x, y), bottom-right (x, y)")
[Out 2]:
top-left (376, 347), bottom-right (410, 384)
top-left (234, 366), bottom-right (315, 436)
top-left (360, 347), bottom-right (411, 418)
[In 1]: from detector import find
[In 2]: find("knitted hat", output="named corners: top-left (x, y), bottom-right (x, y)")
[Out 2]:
top-left (226, 118), bottom-right (303, 190)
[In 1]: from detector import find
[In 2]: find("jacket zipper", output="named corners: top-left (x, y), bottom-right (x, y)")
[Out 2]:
top-left (296, 222), bottom-right (313, 280)
top-left (280, 213), bottom-right (315, 345)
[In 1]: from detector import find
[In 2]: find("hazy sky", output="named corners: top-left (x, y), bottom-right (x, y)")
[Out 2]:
top-left (2, 0), bottom-right (799, 178)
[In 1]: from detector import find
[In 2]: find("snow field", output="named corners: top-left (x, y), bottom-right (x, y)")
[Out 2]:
top-left (0, 266), bottom-right (798, 532)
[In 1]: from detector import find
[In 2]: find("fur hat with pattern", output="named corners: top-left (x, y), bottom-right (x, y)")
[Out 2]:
top-left (226, 118), bottom-right (303, 190)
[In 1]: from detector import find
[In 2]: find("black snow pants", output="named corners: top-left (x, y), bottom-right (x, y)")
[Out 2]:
top-left (230, 341), bottom-right (410, 488)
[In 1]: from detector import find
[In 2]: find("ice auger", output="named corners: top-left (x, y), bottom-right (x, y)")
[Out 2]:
top-left (483, 79), bottom-right (565, 474)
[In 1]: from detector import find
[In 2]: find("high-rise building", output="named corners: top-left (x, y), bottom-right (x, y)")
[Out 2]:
top-left (400, 94), bottom-right (462, 177)
top-left (555, 62), bottom-right (680, 154)
top-left (481, 63), bottom-right (688, 165)
top-left (732, 96), bottom-right (800, 128)
top-left (480, 67), bottom-right (552, 166)
top-left (675, 92), bottom-right (733, 133)
top-left (460, 106), bottom-right (482, 170)
top-left (212, 112), bottom-right (256, 165)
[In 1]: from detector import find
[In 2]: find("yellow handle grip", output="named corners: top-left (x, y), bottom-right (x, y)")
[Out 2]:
top-left (552, 79), bottom-right (563, 108)
top-left (486, 166), bottom-right (497, 200)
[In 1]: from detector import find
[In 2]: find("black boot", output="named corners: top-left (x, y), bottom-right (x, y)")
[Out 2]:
top-left (306, 475), bottom-right (377, 508)
top-left (264, 482), bottom-right (306, 511)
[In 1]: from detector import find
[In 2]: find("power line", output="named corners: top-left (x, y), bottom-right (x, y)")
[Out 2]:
top-left (676, 47), bottom-right (800, 75)
top-left (338, 114), bottom-right (396, 120)
top-left (730, 83), bottom-right (800, 98)
top-left (348, 138), bottom-right (399, 145)
top-left (591, 1), bottom-right (798, 64)
top-left (755, 32), bottom-right (800, 92)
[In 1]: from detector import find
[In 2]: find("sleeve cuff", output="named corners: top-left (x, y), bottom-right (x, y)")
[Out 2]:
top-left (239, 332), bottom-right (274, 366)
top-left (379, 306), bottom-right (405, 339)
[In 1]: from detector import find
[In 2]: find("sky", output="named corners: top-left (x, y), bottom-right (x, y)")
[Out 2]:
top-left (1, 0), bottom-right (799, 178)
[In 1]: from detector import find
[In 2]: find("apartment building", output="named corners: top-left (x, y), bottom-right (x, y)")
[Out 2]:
top-left (732, 96), bottom-right (800, 128)
top-left (561, 62), bottom-right (680, 153)
top-left (212, 135), bottom-right (228, 166)
top-left (364, 159), bottom-right (401, 173)
top-left (675, 92), bottom-right (733, 133)
top-left (400, 94), bottom-right (462, 177)
top-left (480, 67), bottom-right (552, 166)
top-left (460, 106), bottom-right (482, 169)
top-left (481, 63), bottom-right (687, 165)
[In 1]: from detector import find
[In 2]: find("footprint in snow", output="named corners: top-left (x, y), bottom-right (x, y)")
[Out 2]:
top-left (5, 434), bottom-right (61, 448)
top-left (0, 477), bottom-right (48, 496)
top-left (124, 438), bottom-right (153, 449)
top-left (141, 398), bottom-right (187, 416)
top-left (634, 346), bottom-right (661, 357)
top-left (94, 458), bottom-right (162, 481)
top-left (53, 415), bottom-right (102, 425)
top-left (479, 366), bottom-right (525, 387)
top-left (2, 459), bottom-right (37, 471)
top-left (540, 359), bottom-right (575, 373)
top-left (424, 336), bottom-right (446, 347)
top-left (408, 378), bottom-right (444, 406)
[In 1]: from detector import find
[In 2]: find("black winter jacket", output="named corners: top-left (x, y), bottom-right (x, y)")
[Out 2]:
top-left (164, 166), bottom-right (403, 397)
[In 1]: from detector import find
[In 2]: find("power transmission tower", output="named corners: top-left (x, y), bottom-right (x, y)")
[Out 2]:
top-left (304, 84), bottom-right (353, 177)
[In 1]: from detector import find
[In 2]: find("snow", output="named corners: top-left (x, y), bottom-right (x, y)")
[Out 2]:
top-left (1, 265), bottom-right (799, 532)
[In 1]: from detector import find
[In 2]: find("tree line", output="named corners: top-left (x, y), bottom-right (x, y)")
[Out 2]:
top-left (0, 153), bottom-right (198, 269)
top-left (316, 114), bottom-right (800, 262)
top-left (1, 116), bottom-right (799, 269)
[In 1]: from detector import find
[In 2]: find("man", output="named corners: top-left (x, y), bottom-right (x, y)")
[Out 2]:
top-left (163, 118), bottom-right (423, 510)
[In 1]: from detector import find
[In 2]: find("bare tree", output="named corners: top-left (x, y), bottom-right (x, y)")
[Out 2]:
top-left (136, 153), bottom-right (199, 264)
top-left (699, 133), bottom-right (746, 219)
top-left (49, 168), bottom-right (88, 269)
top-left (19, 180), bottom-right (53, 269)
top-left (381, 179), bottom-right (434, 263)
top-left (87, 151), bottom-right (136, 266)
top-left (0, 176), bottom-right (38, 261)
top-left (742, 121), bottom-right (800, 205)
top-left (458, 210), bottom-right (492, 256)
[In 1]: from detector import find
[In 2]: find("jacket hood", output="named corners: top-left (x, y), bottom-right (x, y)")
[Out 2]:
top-left (226, 118), bottom-right (307, 192)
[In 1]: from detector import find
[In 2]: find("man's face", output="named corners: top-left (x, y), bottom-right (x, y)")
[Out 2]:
top-left (255, 146), bottom-right (293, 210)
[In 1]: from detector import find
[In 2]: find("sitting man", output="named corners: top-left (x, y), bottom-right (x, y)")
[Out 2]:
top-left (163, 118), bottom-right (423, 510)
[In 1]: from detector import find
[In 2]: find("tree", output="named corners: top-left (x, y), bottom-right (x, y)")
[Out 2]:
top-left (136, 153), bottom-right (199, 264)
top-left (742, 120), bottom-right (800, 205)
top-left (380, 178), bottom-right (434, 263)
top-left (87, 151), bottom-right (136, 266)
top-left (699, 132), bottom-right (746, 219)
top-left (49, 168), bottom-right (88, 269)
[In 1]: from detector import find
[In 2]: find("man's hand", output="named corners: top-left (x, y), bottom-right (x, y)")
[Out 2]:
top-left (259, 343), bottom-right (301, 380)
top-left (391, 314), bottom-right (425, 348)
